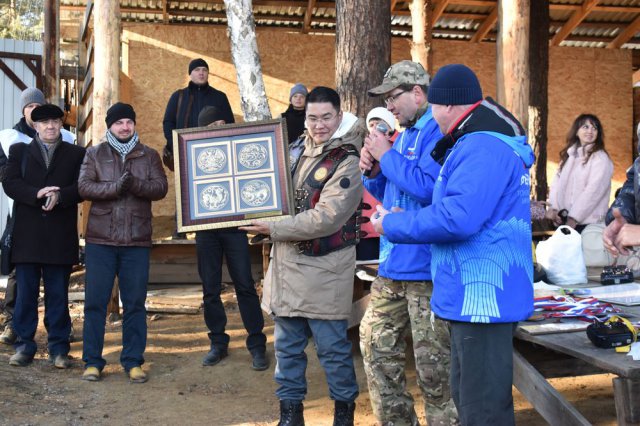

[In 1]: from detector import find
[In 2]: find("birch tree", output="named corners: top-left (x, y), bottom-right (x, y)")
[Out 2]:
top-left (224, 0), bottom-right (271, 121)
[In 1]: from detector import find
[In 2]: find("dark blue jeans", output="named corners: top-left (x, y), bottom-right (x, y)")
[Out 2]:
top-left (196, 229), bottom-right (266, 352)
top-left (13, 263), bottom-right (72, 357)
top-left (82, 244), bottom-right (150, 371)
top-left (274, 316), bottom-right (359, 403)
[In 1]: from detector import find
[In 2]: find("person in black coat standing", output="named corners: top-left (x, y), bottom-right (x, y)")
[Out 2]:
top-left (281, 83), bottom-right (307, 144)
top-left (162, 58), bottom-right (235, 156)
top-left (2, 104), bottom-right (85, 368)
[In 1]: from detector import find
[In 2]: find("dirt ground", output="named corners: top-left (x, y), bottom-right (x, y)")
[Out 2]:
top-left (0, 284), bottom-right (622, 426)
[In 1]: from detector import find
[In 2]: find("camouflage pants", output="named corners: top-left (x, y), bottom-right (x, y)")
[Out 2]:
top-left (359, 277), bottom-right (458, 426)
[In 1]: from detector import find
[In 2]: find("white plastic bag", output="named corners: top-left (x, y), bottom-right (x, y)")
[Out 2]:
top-left (535, 225), bottom-right (588, 285)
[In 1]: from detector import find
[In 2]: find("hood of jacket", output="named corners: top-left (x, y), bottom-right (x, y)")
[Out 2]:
top-left (431, 97), bottom-right (534, 168)
top-left (303, 112), bottom-right (365, 155)
top-left (13, 117), bottom-right (36, 139)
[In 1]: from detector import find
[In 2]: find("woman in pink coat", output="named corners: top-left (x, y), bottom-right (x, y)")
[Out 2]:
top-left (546, 114), bottom-right (613, 233)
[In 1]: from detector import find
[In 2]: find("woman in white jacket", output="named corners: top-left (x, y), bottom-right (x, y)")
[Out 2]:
top-left (547, 114), bottom-right (613, 233)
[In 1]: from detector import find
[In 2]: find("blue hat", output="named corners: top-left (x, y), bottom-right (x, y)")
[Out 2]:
top-left (289, 83), bottom-right (308, 101)
top-left (427, 64), bottom-right (483, 106)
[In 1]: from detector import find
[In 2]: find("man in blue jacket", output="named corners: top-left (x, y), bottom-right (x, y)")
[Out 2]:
top-left (359, 60), bottom-right (458, 426)
top-left (372, 64), bottom-right (534, 426)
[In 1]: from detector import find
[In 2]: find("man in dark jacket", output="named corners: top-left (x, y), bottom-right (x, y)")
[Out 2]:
top-left (162, 58), bottom-right (234, 155)
top-left (78, 103), bottom-right (168, 383)
top-left (0, 88), bottom-right (74, 345)
top-left (2, 104), bottom-right (85, 368)
top-left (194, 106), bottom-right (268, 372)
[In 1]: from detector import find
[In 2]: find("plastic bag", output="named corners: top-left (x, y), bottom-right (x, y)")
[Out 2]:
top-left (581, 223), bottom-right (634, 269)
top-left (535, 225), bottom-right (587, 285)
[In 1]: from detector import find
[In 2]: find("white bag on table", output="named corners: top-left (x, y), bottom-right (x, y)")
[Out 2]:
top-left (535, 225), bottom-right (588, 285)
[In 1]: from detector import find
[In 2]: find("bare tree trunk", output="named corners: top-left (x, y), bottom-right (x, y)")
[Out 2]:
top-left (496, 0), bottom-right (530, 130)
top-left (409, 0), bottom-right (433, 74)
top-left (92, 0), bottom-right (121, 145)
top-left (529, 0), bottom-right (549, 201)
top-left (336, 0), bottom-right (390, 117)
top-left (43, 0), bottom-right (59, 102)
top-left (224, 0), bottom-right (271, 121)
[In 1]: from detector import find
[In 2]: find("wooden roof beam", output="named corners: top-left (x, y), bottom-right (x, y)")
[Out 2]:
top-left (431, 0), bottom-right (451, 26)
top-left (552, 4), bottom-right (640, 13)
top-left (607, 14), bottom-right (640, 49)
top-left (391, 0), bottom-right (399, 13)
top-left (470, 6), bottom-right (496, 42)
top-left (302, 0), bottom-right (315, 33)
top-left (550, 0), bottom-right (599, 46)
top-left (162, 0), bottom-right (169, 24)
top-left (447, 0), bottom-right (493, 5)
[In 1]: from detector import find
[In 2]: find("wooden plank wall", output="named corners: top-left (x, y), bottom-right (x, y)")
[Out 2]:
top-left (0, 38), bottom-right (43, 239)
top-left (0, 39), bottom-right (42, 132)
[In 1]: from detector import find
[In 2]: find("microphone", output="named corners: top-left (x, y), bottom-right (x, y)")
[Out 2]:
top-left (363, 122), bottom-right (392, 177)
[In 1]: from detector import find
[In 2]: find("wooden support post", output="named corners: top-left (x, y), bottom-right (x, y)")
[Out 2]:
top-left (43, 0), bottom-right (59, 102)
top-left (409, 0), bottom-right (432, 73)
top-left (613, 377), bottom-right (640, 425)
top-left (92, 0), bottom-right (121, 146)
top-left (528, 0), bottom-right (549, 201)
top-left (93, 0), bottom-right (122, 315)
top-left (497, 0), bottom-right (530, 130)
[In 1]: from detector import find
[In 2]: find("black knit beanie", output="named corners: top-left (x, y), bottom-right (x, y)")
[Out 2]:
top-left (189, 58), bottom-right (209, 74)
top-left (105, 102), bottom-right (136, 128)
top-left (427, 64), bottom-right (483, 106)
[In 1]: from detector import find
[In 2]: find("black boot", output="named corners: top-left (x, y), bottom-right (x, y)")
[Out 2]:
top-left (278, 400), bottom-right (304, 426)
top-left (333, 401), bottom-right (355, 426)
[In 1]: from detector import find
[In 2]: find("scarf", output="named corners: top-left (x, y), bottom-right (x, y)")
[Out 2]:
top-left (35, 134), bottom-right (61, 168)
top-left (106, 130), bottom-right (139, 160)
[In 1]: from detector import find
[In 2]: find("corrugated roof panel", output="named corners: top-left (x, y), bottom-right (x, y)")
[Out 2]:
top-left (437, 17), bottom-right (478, 32)
top-left (58, 0), bottom-right (640, 49)
top-left (444, 3), bottom-right (494, 15)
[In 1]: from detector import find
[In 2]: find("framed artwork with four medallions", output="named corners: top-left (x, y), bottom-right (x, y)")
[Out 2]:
top-left (172, 119), bottom-right (294, 231)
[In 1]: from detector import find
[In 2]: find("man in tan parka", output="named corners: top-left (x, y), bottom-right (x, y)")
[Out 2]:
top-left (242, 86), bottom-right (365, 426)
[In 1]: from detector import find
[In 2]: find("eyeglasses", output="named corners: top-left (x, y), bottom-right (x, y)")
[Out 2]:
top-left (306, 114), bottom-right (337, 126)
top-left (384, 90), bottom-right (407, 106)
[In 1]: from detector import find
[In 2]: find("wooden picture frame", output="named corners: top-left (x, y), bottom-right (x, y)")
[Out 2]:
top-left (173, 119), bottom-right (293, 232)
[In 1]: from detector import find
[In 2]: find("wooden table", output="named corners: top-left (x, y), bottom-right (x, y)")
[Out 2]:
top-left (514, 306), bottom-right (640, 425)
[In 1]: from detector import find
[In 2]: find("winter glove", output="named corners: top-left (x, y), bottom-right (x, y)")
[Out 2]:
top-left (116, 171), bottom-right (133, 195)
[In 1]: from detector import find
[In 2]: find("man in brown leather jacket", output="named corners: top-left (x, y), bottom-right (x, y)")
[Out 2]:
top-left (78, 102), bottom-right (168, 383)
